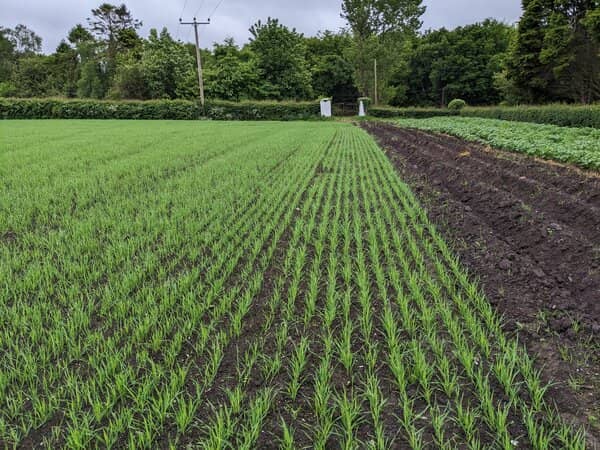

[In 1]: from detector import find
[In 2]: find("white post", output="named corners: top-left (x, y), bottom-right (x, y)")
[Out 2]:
top-left (358, 100), bottom-right (366, 117)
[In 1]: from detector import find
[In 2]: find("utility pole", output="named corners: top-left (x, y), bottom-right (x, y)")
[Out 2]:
top-left (373, 59), bottom-right (378, 106)
top-left (180, 17), bottom-right (210, 108)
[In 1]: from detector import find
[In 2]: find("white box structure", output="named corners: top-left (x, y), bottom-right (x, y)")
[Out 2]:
top-left (320, 98), bottom-right (332, 118)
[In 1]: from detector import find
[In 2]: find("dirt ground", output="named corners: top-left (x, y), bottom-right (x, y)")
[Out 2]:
top-left (362, 121), bottom-right (600, 445)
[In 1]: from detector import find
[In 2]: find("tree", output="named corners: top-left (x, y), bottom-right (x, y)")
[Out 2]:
top-left (5, 24), bottom-right (42, 54)
top-left (583, 7), bottom-right (600, 41)
top-left (87, 3), bottom-right (142, 46)
top-left (47, 41), bottom-right (80, 97)
top-left (342, 0), bottom-right (426, 37)
top-left (0, 28), bottom-right (16, 82)
top-left (249, 18), bottom-right (313, 100)
top-left (341, 0), bottom-right (426, 100)
top-left (141, 28), bottom-right (195, 99)
top-left (305, 31), bottom-right (359, 101)
top-left (507, 0), bottom-right (600, 103)
top-left (205, 38), bottom-right (261, 101)
top-left (387, 20), bottom-right (514, 106)
top-left (86, 3), bottom-right (143, 96)
top-left (109, 28), bottom-right (196, 100)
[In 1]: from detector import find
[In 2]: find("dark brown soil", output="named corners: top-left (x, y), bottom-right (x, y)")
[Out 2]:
top-left (362, 121), bottom-right (600, 445)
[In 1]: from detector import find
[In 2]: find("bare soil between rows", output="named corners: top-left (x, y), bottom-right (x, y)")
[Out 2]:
top-left (362, 121), bottom-right (600, 444)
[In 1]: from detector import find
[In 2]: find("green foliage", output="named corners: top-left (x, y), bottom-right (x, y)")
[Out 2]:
top-left (507, 0), bottom-right (600, 104)
top-left (448, 99), bottom-right (467, 110)
top-left (3, 24), bottom-right (42, 55)
top-left (461, 104), bottom-right (600, 128)
top-left (0, 120), bottom-right (586, 448)
top-left (0, 81), bottom-right (17, 97)
top-left (0, 98), bottom-right (200, 119)
top-left (341, 0), bottom-right (426, 38)
top-left (249, 18), bottom-right (313, 100)
top-left (140, 28), bottom-right (195, 100)
top-left (389, 19), bottom-right (514, 107)
top-left (205, 38), bottom-right (261, 101)
top-left (341, 0), bottom-right (426, 101)
top-left (0, 98), bottom-right (320, 120)
top-left (205, 100), bottom-right (320, 120)
top-left (369, 106), bottom-right (458, 118)
top-left (394, 116), bottom-right (600, 169)
top-left (0, 28), bottom-right (16, 81)
top-left (305, 31), bottom-right (358, 102)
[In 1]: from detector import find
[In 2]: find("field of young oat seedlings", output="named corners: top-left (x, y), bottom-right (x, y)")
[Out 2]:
top-left (0, 120), bottom-right (586, 449)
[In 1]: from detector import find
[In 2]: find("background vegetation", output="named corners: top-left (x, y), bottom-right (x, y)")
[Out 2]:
top-left (1, 0), bottom-right (598, 107)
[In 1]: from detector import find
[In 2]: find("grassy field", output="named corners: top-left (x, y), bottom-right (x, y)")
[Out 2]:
top-left (0, 121), bottom-right (586, 449)
top-left (391, 116), bottom-right (600, 170)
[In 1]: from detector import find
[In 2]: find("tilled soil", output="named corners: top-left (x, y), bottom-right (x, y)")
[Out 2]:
top-left (362, 121), bottom-right (600, 443)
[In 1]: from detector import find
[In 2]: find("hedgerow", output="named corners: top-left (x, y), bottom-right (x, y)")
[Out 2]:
top-left (461, 104), bottom-right (600, 128)
top-left (369, 106), bottom-right (459, 119)
top-left (0, 98), bottom-right (321, 121)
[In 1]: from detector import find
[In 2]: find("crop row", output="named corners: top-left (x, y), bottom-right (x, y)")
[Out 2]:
top-left (0, 120), bottom-right (587, 448)
top-left (392, 116), bottom-right (600, 170)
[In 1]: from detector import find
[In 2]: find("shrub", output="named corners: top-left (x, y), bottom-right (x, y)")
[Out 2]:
top-left (448, 99), bottom-right (467, 111)
top-left (0, 98), bottom-right (321, 121)
top-left (0, 82), bottom-right (18, 98)
top-left (369, 106), bottom-right (459, 119)
top-left (205, 100), bottom-right (320, 121)
top-left (461, 104), bottom-right (600, 128)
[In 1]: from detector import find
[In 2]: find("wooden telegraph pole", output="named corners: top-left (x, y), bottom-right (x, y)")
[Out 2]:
top-left (179, 17), bottom-right (210, 108)
top-left (374, 58), bottom-right (378, 106)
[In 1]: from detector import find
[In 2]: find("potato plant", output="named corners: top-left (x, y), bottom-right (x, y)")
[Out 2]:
top-left (392, 116), bottom-right (600, 170)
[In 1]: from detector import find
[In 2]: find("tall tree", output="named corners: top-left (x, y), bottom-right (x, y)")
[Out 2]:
top-left (249, 18), bottom-right (313, 100)
top-left (389, 20), bottom-right (514, 106)
top-left (0, 28), bottom-right (16, 83)
top-left (87, 3), bottom-right (142, 45)
top-left (205, 38), bottom-right (261, 101)
top-left (305, 31), bottom-right (359, 101)
top-left (341, 0), bottom-right (425, 101)
top-left (4, 24), bottom-right (42, 54)
top-left (507, 0), bottom-right (600, 103)
top-left (86, 3), bottom-right (142, 96)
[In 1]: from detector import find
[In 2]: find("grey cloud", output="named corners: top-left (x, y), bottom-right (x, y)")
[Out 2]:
top-left (0, 0), bottom-right (522, 53)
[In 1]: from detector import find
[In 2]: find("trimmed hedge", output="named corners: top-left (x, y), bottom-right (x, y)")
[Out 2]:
top-left (0, 98), bottom-right (201, 120)
top-left (0, 98), bottom-right (321, 121)
top-left (206, 100), bottom-right (320, 121)
top-left (461, 104), bottom-right (600, 128)
top-left (369, 106), bottom-right (459, 119)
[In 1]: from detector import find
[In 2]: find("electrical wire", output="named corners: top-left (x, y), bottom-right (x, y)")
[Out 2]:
top-left (175, 0), bottom-right (189, 40)
top-left (193, 0), bottom-right (207, 18)
top-left (179, 0), bottom-right (190, 19)
top-left (208, 0), bottom-right (225, 19)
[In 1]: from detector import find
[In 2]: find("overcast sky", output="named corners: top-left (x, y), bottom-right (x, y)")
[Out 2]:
top-left (1, 0), bottom-right (523, 53)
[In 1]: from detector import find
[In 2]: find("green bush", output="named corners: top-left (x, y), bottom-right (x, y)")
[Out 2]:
top-left (205, 100), bottom-right (320, 121)
top-left (0, 98), bottom-right (321, 121)
top-left (0, 98), bottom-right (201, 119)
top-left (461, 104), bottom-right (600, 128)
top-left (369, 106), bottom-right (459, 119)
top-left (0, 82), bottom-right (18, 98)
top-left (448, 99), bottom-right (467, 111)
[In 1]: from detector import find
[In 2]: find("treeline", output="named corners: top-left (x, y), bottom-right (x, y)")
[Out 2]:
top-left (1, 0), bottom-right (598, 106)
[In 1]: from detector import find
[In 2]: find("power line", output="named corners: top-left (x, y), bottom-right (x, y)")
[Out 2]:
top-left (175, 0), bottom-right (190, 41)
top-left (179, 0), bottom-right (190, 19)
top-left (208, 0), bottom-right (225, 19)
top-left (193, 0), bottom-right (207, 19)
